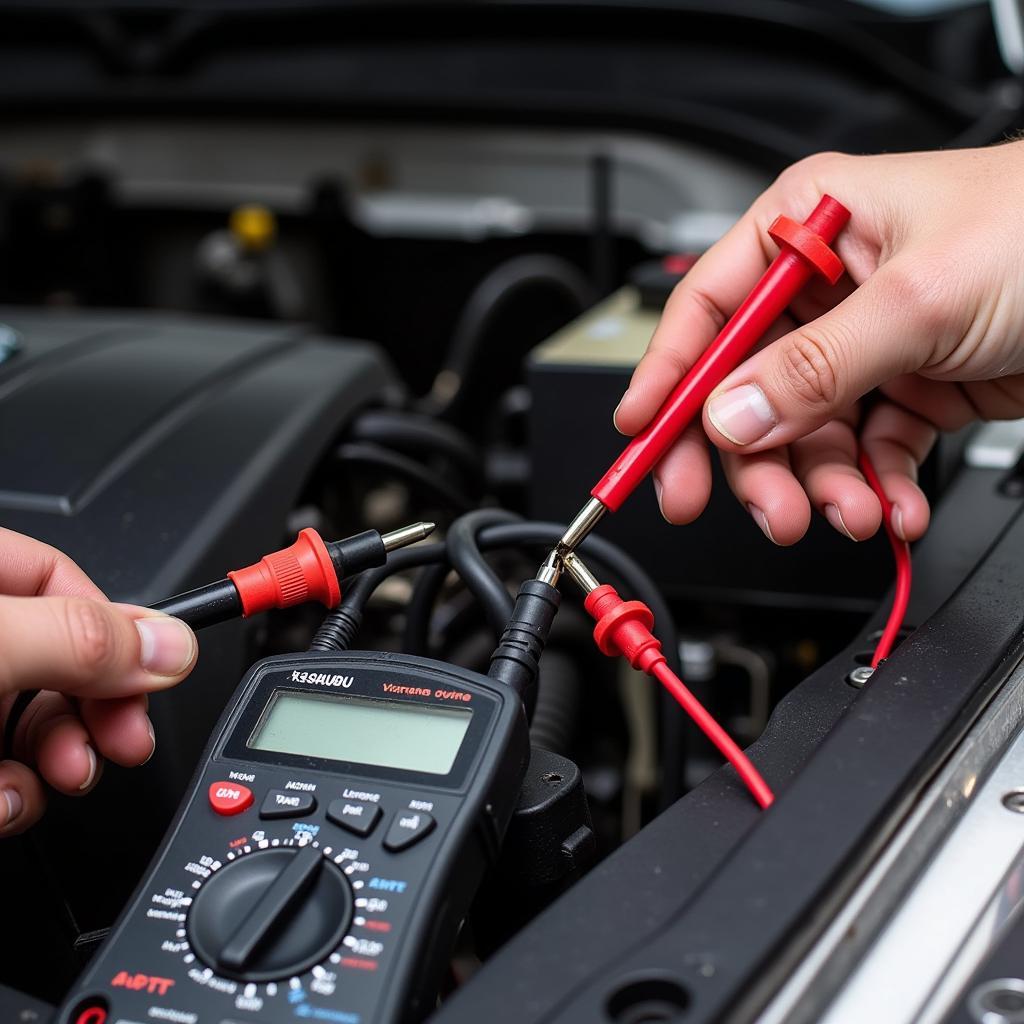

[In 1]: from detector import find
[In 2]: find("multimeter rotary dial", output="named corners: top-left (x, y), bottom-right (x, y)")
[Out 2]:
top-left (187, 844), bottom-right (353, 982)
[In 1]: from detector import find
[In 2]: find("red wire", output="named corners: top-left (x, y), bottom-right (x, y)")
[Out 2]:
top-left (651, 660), bottom-right (774, 809)
top-left (857, 448), bottom-right (913, 668)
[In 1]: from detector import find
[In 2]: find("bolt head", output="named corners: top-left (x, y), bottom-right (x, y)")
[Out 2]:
top-left (847, 666), bottom-right (874, 689)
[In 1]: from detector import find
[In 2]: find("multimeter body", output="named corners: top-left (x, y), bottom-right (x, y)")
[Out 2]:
top-left (58, 651), bottom-right (529, 1024)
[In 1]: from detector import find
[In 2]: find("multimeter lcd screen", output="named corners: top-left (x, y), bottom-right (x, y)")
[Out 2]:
top-left (248, 691), bottom-right (473, 775)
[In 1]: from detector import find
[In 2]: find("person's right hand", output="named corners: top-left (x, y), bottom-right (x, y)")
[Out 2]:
top-left (0, 528), bottom-right (198, 835)
top-left (615, 143), bottom-right (1024, 546)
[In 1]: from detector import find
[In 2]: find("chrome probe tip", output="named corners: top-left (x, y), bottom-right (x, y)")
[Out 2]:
top-left (535, 549), bottom-right (564, 587)
top-left (561, 552), bottom-right (600, 595)
top-left (556, 497), bottom-right (607, 557)
top-left (382, 521), bottom-right (437, 551)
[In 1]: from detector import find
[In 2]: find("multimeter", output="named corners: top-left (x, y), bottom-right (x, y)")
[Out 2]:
top-left (58, 650), bottom-right (529, 1024)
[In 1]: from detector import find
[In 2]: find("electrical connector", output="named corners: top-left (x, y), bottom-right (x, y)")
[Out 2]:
top-left (488, 565), bottom-right (563, 716)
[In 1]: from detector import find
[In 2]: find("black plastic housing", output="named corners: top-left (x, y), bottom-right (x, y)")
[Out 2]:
top-left (56, 650), bottom-right (530, 1024)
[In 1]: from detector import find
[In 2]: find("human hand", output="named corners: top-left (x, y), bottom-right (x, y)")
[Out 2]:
top-left (0, 528), bottom-right (197, 834)
top-left (615, 144), bottom-right (1024, 544)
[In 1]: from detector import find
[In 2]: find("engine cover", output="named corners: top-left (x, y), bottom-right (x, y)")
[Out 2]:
top-left (0, 308), bottom-right (393, 992)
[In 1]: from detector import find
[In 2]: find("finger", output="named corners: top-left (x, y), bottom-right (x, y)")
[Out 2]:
top-left (961, 375), bottom-right (1024, 421)
top-left (615, 152), bottom-right (876, 438)
top-left (0, 527), bottom-right (104, 599)
top-left (0, 760), bottom-right (46, 836)
top-left (32, 696), bottom-right (103, 795)
top-left (787, 274), bottom-right (858, 326)
top-left (80, 695), bottom-right (155, 768)
top-left (790, 420), bottom-right (882, 541)
top-left (880, 376), bottom-right (979, 432)
top-left (614, 196), bottom-right (792, 436)
top-left (703, 257), bottom-right (929, 453)
top-left (14, 690), bottom-right (101, 794)
top-left (650, 421), bottom-right (712, 525)
top-left (719, 447), bottom-right (812, 546)
top-left (860, 402), bottom-right (936, 542)
top-left (0, 598), bottom-right (197, 700)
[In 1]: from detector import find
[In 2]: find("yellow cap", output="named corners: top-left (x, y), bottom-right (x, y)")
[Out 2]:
top-left (229, 204), bottom-right (276, 252)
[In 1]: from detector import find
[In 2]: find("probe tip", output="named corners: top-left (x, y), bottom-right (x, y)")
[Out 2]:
top-left (382, 521), bottom-right (437, 552)
top-left (562, 552), bottom-right (601, 595)
top-left (535, 550), bottom-right (564, 587)
top-left (556, 496), bottom-right (608, 556)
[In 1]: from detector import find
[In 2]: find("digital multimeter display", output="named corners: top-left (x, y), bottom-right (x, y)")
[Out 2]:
top-left (247, 690), bottom-right (473, 775)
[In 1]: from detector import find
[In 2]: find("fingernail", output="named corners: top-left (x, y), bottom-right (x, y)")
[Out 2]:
top-left (891, 504), bottom-right (906, 541)
top-left (707, 384), bottom-right (777, 446)
top-left (653, 478), bottom-right (669, 523)
top-left (142, 719), bottom-right (156, 765)
top-left (1, 788), bottom-right (22, 827)
top-left (747, 503), bottom-right (778, 545)
top-left (136, 616), bottom-right (196, 677)
top-left (825, 503), bottom-right (857, 541)
top-left (79, 745), bottom-right (98, 791)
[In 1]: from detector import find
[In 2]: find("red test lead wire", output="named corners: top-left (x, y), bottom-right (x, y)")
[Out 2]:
top-left (858, 448), bottom-right (912, 667)
top-left (558, 195), bottom-right (851, 554)
top-left (563, 556), bottom-right (774, 809)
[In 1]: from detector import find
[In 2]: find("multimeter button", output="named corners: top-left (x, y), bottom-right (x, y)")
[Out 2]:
top-left (209, 781), bottom-right (254, 816)
top-left (383, 810), bottom-right (436, 851)
top-left (327, 798), bottom-right (382, 837)
top-left (259, 790), bottom-right (316, 820)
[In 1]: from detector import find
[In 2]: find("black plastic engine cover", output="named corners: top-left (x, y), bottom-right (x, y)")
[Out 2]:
top-left (0, 308), bottom-right (393, 997)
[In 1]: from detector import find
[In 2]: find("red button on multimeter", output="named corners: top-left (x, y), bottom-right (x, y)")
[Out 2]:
top-left (208, 781), bottom-right (254, 816)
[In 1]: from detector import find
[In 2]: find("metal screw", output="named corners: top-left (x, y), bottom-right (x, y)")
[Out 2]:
top-left (847, 666), bottom-right (874, 689)
top-left (1003, 791), bottom-right (1024, 814)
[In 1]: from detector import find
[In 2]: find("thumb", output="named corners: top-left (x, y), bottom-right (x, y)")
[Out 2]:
top-left (702, 262), bottom-right (925, 452)
top-left (0, 596), bottom-right (197, 700)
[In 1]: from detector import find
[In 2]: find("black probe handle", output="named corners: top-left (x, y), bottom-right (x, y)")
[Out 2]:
top-left (150, 578), bottom-right (242, 630)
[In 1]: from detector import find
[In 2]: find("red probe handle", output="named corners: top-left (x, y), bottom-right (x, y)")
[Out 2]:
top-left (228, 527), bottom-right (341, 617)
top-left (592, 195), bottom-right (850, 512)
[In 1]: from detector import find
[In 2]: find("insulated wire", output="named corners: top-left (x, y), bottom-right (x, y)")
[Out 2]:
top-left (651, 659), bottom-right (774, 809)
top-left (858, 448), bottom-right (913, 668)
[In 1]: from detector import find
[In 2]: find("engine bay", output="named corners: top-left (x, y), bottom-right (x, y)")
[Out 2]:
top-left (3, 4), bottom-right (1024, 1022)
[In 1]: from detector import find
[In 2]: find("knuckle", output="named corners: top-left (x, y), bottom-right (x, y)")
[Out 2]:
top-left (779, 330), bottom-right (842, 408)
top-left (63, 599), bottom-right (119, 677)
top-left (778, 150), bottom-right (847, 188)
top-left (687, 286), bottom-right (728, 334)
top-left (881, 258), bottom-right (951, 336)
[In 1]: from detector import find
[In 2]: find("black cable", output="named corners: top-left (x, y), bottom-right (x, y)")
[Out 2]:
top-left (530, 650), bottom-right (583, 753)
top-left (347, 409), bottom-right (484, 490)
top-left (403, 561), bottom-right (451, 655)
top-left (318, 518), bottom-right (679, 675)
top-left (445, 510), bottom-right (520, 638)
top-left (335, 442), bottom-right (475, 514)
top-left (312, 542), bottom-right (449, 652)
top-left (420, 254), bottom-right (593, 418)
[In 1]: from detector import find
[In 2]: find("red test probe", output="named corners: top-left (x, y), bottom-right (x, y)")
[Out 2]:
top-left (561, 551), bottom-right (774, 809)
top-left (556, 195), bottom-right (851, 555)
